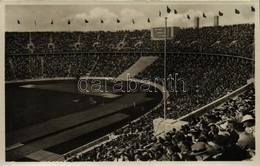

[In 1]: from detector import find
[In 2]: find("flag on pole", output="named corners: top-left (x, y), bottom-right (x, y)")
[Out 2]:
top-left (251, 6), bottom-right (255, 12)
top-left (51, 20), bottom-right (53, 24)
top-left (187, 15), bottom-right (190, 19)
top-left (17, 20), bottom-right (20, 24)
top-left (235, 9), bottom-right (240, 14)
top-left (117, 19), bottom-right (120, 23)
top-left (174, 9), bottom-right (177, 14)
top-left (203, 13), bottom-right (207, 18)
top-left (159, 10), bottom-right (161, 17)
top-left (147, 18), bottom-right (150, 23)
top-left (132, 19), bottom-right (135, 24)
top-left (101, 19), bottom-right (104, 23)
top-left (219, 11), bottom-right (223, 16)
top-left (85, 19), bottom-right (89, 23)
top-left (68, 20), bottom-right (71, 24)
top-left (167, 6), bottom-right (171, 13)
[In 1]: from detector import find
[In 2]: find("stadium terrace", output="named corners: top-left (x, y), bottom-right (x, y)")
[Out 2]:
top-left (5, 4), bottom-right (256, 162)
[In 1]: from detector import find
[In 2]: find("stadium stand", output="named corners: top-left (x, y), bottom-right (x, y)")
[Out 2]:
top-left (5, 23), bottom-right (255, 161)
top-left (68, 86), bottom-right (255, 161)
top-left (5, 24), bottom-right (254, 58)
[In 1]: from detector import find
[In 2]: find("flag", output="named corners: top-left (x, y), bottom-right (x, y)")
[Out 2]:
top-left (85, 19), bottom-right (89, 23)
top-left (117, 19), bottom-right (120, 23)
top-left (68, 20), bottom-right (71, 24)
top-left (187, 15), bottom-right (190, 19)
top-left (101, 19), bottom-right (104, 23)
top-left (17, 20), bottom-right (20, 24)
top-left (51, 20), bottom-right (53, 24)
top-left (174, 9), bottom-right (177, 14)
top-left (235, 9), bottom-right (240, 14)
top-left (219, 11), bottom-right (223, 16)
top-left (251, 6), bottom-right (255, 12)
top-left (167, 6), bottom-right (171, 13)
top-left (147, 18), bottom-right (150, 23)
top-left (203, 13), bottom-right (207, 18)
top-left (159, 10), bottom-right (161, 17)
top-left (132, 19), bottom-right (135, 24)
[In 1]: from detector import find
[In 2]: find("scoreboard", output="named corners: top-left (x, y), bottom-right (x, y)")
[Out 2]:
top-left (151, 26), bottom-right (180, 40)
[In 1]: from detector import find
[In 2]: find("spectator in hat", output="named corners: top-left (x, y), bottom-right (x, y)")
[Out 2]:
top-left (190, 142), bottom-right (213, 161)
top-left (207, 124), bottom-right (220, 141)
top-left (215, 134), bottom-right (247, 161)
top-left (236, 116), bottom-right (255, 152)
top-left (139, 151), bottom-right (153, 161)
top-left (159, 145), bottom-right (181, 161)
top-left (177, 139), bottom-right (196, 161)
top-left (226, 120), bottom-right (239, 144)
top-left (241, 114), bottom-right (255, 135)
top-left (189, 128), bottom-right (201, 143)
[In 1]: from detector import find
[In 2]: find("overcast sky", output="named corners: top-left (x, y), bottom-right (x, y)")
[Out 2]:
top-left (5, 3), bottom-right (255, 32)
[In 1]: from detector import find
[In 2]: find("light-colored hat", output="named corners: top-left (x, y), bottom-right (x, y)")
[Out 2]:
top-left (190, 142), bottom-right (208, 155)
top-left (241, 114), bottom-right (254, 123)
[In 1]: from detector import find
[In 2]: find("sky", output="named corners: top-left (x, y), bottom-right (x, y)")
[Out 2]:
top-left (5, 3), bottom-right (256, 32)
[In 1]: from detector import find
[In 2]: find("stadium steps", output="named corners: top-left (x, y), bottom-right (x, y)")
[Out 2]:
top-left (117, 56), bottom-right (158, 80)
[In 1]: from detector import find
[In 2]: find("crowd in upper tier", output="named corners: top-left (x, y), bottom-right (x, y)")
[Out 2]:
top-left (6, 24), bottom-right (254, 58)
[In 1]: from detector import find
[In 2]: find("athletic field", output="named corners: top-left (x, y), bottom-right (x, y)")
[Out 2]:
top-left (5, 79), bottom-right (162, 161)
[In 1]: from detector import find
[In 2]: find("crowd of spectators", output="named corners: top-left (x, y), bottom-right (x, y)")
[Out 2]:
top-left (136, 54), bottom-right (252, 119)
top-left (68, 86), bottom-right (255, 161)
top-left (5, 24), bottom-right (254, 58)
top-left (5, 53), bottom-right (139, 80)
top-left (167, 24), bottom-right (254, 58)
top-left (66, 54), bottom-right (253, 161)
top-left (5, 23), bottom-right (255, 161)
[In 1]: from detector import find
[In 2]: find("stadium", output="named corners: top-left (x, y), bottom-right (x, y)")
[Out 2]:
top-left (5, 3), bottom-right (256, 162)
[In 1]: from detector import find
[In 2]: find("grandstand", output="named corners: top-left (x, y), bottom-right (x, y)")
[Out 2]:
top-left (5, 4), bottom-right (255, 162)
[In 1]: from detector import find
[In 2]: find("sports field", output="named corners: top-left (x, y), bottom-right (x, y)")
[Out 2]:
top-left (5, 79), bottom-right (162, 161)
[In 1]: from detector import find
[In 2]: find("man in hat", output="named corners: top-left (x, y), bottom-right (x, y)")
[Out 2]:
top-left (189, 127), bottom-right (201, 143)
top-left (237, 114), bottom-right (255, 154)
top-left (207, 123), bottom-right (220, 141)
top-left (226, 120), bottom-right (239, 144)
top-left (177, 139), bottom-right (196, 161)
top-left (215, 134), bottom-right (247, 161)
top-left (190, 142), bottom-right (213, 161)
top-left (159, 145), bottom-right (181, 161)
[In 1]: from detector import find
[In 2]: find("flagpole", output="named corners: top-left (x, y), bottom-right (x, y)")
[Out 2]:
top-left (35, 20), bottom-right (36, 32)
top-left (116, 19), bottom-right (118, 32)
top-left (252, 38), bottom-right (255, 78)
top-left (51, 20), bottom-right (53, 32)
top-left (163, 17), bottom-right (167, 120)
top-left (101, 20), bottom-right (103, 31)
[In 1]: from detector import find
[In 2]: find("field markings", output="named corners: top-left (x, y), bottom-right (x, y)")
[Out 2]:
top-left (6, 113), bottom-right (129, 161)
top-left (6, 143), bottom-right (24, 151)
top-left (25, 150), bottom-right (63, 161)
top-left (6, 93), bottom-right (150, 146)
top-left (20, 84), bottom-right (36, 88)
